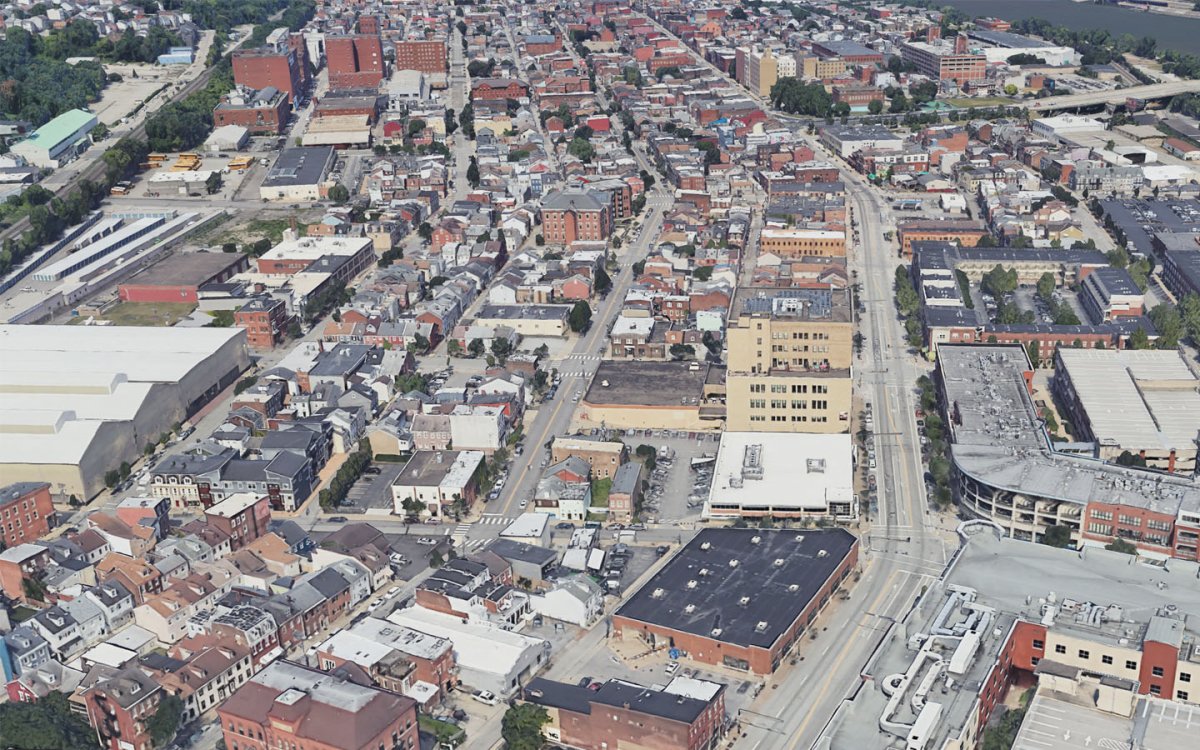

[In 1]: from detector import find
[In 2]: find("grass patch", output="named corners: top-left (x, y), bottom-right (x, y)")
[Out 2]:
top-left (230, 217), bottom-right (311, 246)
top-left (11, 605), bottom-right (37, 623)
top-left (944, 97), bottom-right (1014, 108)
top-left (78, 301), bottom-right (197, 326)
top-left (419, 715), bottom-right (465, 748)
top-left (591, 477), bottom-right (611, 508)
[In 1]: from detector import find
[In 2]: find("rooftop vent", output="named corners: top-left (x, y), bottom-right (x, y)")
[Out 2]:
top-left (774, 558), bottom-right (785, 567)
top-left (700, 542), bottom-right (711, 551)
top-left (788, 584), bottom-right (800, 592)
top-left (795, 534), bottom-right (805, 542)
top-left (699, 568), bottom-right (710, 576)
top-left (739, 596), bottom-right (751, 607)
top-left (817, 550), bottom-right (828, 558)
top-left (684, 604), bottom-right (696, 614)
top-left (755, 621), bottom-right (769, 633)
top-left (750, 535), bottom-right (761, 545)
top-left (729, 559), bottom-right (740, 568)
top-left (652, 588), bottom-right (665, 599)
top-left (711, 628), bottom-right (723, 637)
top-left (686, 580), bottom-right (698, 589)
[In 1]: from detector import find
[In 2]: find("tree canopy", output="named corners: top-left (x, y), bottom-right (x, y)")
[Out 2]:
top-left (502, 704), bottom-right (550, 750)
top-left (0, 691), bottom-right (98, 750)
top-left (769, 77), bottom-right (831, 116)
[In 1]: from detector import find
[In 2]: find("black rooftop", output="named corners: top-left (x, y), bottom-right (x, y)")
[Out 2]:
top-left (615, 528), bottom-right (856, 650)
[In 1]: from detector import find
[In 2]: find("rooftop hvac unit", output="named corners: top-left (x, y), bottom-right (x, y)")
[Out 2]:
top-left (729, 559), bottom-right (740, 567)
top-left (739, 597), bottom-right (751, 607)
top-left (687, 580), bottom-right (698, 589)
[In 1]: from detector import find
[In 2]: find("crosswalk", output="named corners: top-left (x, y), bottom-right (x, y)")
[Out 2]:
top-left (475, 515), bottom-right (512, 526)
top-left (557, 353), bottom-right (602, 377)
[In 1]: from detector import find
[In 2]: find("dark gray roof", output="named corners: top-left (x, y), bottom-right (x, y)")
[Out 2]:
top-left (611, 462), bottom-right (640, 495)
top-left (304, 568), bottom-right (351, 600)
top-left (542, 189), bottom-right (605, 212)
top-left (524, 677), bottom-right (718, 724)
top-left (0, 482), bottom-right (48, 507)
top-left (487, 538), bottom-right (558, 566)
top-left (263, 146), bottom-right (334, 188)
top-left (616, 528), bottom-right (857, 650)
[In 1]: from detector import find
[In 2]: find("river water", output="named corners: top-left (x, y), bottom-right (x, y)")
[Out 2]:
top-left (938, 0), bottom-right (1200, 56)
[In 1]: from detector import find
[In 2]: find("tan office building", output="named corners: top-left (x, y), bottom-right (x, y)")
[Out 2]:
top-left (726, 287), bottom-right (853, 433)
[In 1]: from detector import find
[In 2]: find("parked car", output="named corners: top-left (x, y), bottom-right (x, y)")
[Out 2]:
top-left (472, 690), bottom-right (499, 706)
top-left (664, 661), bottom-right (679, 675)
top-left (329, 516), bottom-right (348, 523)
top-left (555, 522), bottom-right (575, 530)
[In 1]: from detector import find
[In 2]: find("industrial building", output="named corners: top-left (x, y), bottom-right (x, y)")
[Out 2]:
top-left (259, 146), bottom-right (336, 203)
top-left (935, 344), bottom-right (1200, 560)
top-left (1051, 348), bottom-right (1200, 474)
top-left (703, 432), bottom-right (856, 520)
top-left (10, 109), bottom-right (97, 168)
top-left (0, 325), bottom-right (250, 499)
top-left (117, 252), bottom-right (249, 304)
top-left (612, 528), bottom-right (859, 674)
top-left (825, 531), bottom-right (1200, 750)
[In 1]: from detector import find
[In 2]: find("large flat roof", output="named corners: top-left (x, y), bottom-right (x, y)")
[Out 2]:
top-left (937, 345), bottom-right (1200, 516)
top-left (387, 606), bottom-right (547, 675)
top-left (1056, 348), bottom-right (1200, 452)
top-left (827, 531), bottom-right (1200, 750)
top-left (616, 528), bottom-right (856, 650)
top-left (705, 432), bottom-right (854, 516)
top-left (584, 361), bottom-right (722, 407)
top-left (121, 252), bottom-right (244, 287)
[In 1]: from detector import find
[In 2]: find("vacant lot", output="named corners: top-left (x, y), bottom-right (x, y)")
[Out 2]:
top-left (71, 301), bottom-right (197, 327)
top-left (945, 97), bottom-right (1014, 108)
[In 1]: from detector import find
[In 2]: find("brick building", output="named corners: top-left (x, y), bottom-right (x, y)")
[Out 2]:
top-left (0, 482), bottom-right (55, 548)
top-left (613, 528), bottom-right (859, 674)
top-left (470, 78), bottom-right (529, 101)
top-left (523, 676), bottom-right (727, 750)
top-left (80, 668), bottom-right (163, 750)
top-left (118, 252), bottom-right (249, 304)
top-left (327, 32), bottom-right (386, 90)
top-left (218, 660), bottom-right (419, 750)
top-left (204, 492), bottom-right (272, 551)
top-left (540, 189), bottom-right (611, 245)
top-left (550, 436), bottom-right (627, 479)
top-left (233, 36), bottom-right (309, 106)
top-left (394, 39), bottom-right (447, 74)
top-left (213, 86), bottom-right (290, 134)
top-left (235, 296), bottom-right (290, 350)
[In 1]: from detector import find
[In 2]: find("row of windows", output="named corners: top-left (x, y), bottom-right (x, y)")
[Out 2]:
top-left (748, 383), bottom-right (830, 395)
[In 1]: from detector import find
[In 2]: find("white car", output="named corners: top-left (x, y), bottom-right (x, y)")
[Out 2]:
top-left (387, 585), bottom-right (401, 596)
top-left (472, 690), bottom-right (499, 706)
top-left (664, 661), bottom-right (679, 675)
top-left (518, 498), bottom-right (528, 509)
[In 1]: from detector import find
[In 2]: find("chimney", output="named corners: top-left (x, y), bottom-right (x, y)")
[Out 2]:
top-left (955, 33), bottom-right (968, 54)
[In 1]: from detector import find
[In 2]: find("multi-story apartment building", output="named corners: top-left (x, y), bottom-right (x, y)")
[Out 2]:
top-left (233, 32), bottom-right (310, 106)
top-left (234, 296), bottom-right (290, 350)
top-left (737, 47), bottom-right (779, 98)
top-left (900, 35), bottom-right (987, 83)
top-left (0, 482), bottom-right (55, 548)
top-left (540, 189), bottom-right (612, 245)
top-left (725, 287), bottom-right (853, 433)
top-left (327, 24), bottom-right (385, 91)
top-left (394, 39), bottom-right (447, 74)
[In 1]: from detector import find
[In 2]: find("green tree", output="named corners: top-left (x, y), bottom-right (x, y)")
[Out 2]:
top-left (1026, 341), bottom-right (1041, 369)
top-left (868, 98), bottom-right (883, 115)
top-left (208, 309), bottom-right (234, 327)
top-left (1129, 326), bottom-right (1151, 350)
top-left (693, 265), bottom-right (713, 282)
top-left (328, 183), bottom-right (350, 204)
top-left (594, 266), bottom-right (612, 293)
top-left (982, 265), bottom-right (1018, 297)
top-left (568, 137), bottom-right (596, 162)
top-left (147, 694), bottom-right (183, 748)
top-left (1036, 272), bottom-right (1056, 301)
top-left (468, 338), bottom-right (486, 357)
top-left (0, 691), bottom-right (98, 750)
top-left (417, 222), bottom-right (433, 242)
top-left (568, 301), bottom-right (592, 333)
top-left (1041, 525), bottom-right (1073, 549)
top-left (491, 337), bottom-right (513, 361)
top-left (1105, 538), bottom-right (1138, 556)
top-left (447, 339), bottom-right (462, 357)
top-left (467, 157), bottom-right (480, 187)
top-left (669, 343), bottom-right (695, 360)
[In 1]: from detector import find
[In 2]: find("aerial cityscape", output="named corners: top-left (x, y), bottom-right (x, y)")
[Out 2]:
top-left (1, 1), bottom-right (1200, 749)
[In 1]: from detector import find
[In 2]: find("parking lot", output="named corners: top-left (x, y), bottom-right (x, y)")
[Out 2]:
top-left (340, 461), bottom-right (405, 514)
top-left (615, 431), bottom-right (720, 524)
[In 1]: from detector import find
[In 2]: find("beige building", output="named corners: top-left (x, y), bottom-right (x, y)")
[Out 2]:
top-left (577, 361), bottom-right (726, 433)
top-left (800, 55), bottom-right (848, 80)
top-left (742, 47), bottom-right (780, 98)
top-left (725, 288), bottom-right (853, 433)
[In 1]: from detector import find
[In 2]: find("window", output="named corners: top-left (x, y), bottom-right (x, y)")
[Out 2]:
top-left (1126, 660), bottom-right (1138, 670)
top-left (1152, 666), bottom-right (1164, 677)
top-left (1031, 657), bottom-right (1040, 666)
top-left (1178, 691), bottom-right (1189, 701)
top-left (1032, 639), bottom-right (1044, 650)
top-left (1078, 649), bottom-right (1090, 659)
top-left (1055, 644), bottom-right (1066, 654)
top-left (1102, 655), bottom-right (1113, 665)
top-left (1150, 685), bottom-right (1161, 695)
top-left (1180, 672), bottom-right (1191, 683)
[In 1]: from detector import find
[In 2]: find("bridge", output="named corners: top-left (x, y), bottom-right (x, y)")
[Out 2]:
top-left (1022, 80), bottom-right (1200, 112)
